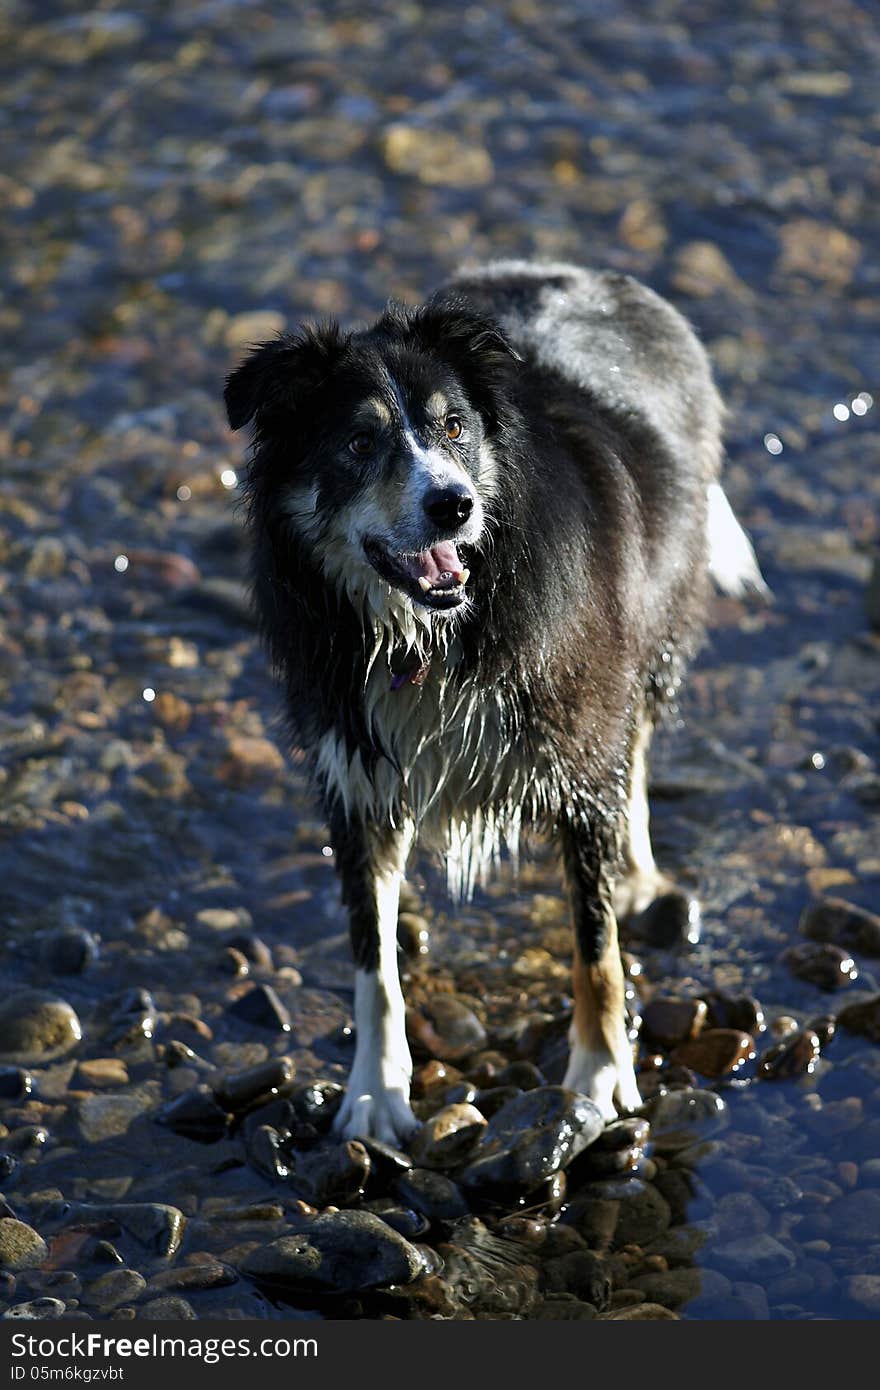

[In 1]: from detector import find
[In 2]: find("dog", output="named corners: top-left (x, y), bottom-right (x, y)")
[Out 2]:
top-left (224, 260), bottom-right (766, 1146)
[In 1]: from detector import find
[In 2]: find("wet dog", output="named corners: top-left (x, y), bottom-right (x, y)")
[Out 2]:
top-left (224, 260), bottom-right (766, 1144)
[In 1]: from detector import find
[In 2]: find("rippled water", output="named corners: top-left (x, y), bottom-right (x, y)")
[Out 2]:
top-left (1, 0), bottom-right (879, 1321)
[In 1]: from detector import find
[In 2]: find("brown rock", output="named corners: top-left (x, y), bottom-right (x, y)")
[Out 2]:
top-left (837, 996), bottom-right (880, 1044)
top-left (218, 736), bottom-right (285, 787)
top-left (411, 1103), bottom-right (487, 1168)
top-left (782, 942), bottom-right (858, 990)
top-left (671, 1029), bottom-right (755, 1079)
top-left (801, 898), bottom-right (880, 956)
top-left (640, 997), bottom-right (707, 1051)
top-left (759, 1029), bottom-right (821, 1079)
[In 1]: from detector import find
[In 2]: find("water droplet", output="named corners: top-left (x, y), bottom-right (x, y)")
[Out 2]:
top-left (114, 554), bottom-right (129, 573)
top-left (176, 484), bottom-right (192, 501)
top-left (832, 403), bottom-right (850, 422)
top-left (220, 468), bottom-right (238, 488)
top-left (321, 845), bottom-right (333, 858)
top-left (763, 433), bottom-right (783, 455)
top-left (142, 687), bottom-right (156, 703)
top-left (810, 751), bottom-right (826, 770)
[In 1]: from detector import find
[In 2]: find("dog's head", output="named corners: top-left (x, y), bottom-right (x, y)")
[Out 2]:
top-left (225, 299), bottom-right (520, 620)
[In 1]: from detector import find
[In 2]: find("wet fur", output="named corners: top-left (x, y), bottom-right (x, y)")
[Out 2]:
top-left (226, 260), bottom-right (745, 1135)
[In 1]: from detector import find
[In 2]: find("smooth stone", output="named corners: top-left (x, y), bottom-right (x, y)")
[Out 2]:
top-left (0, 1219), bottom-right (48, 1272)
top-left (0, 1068), bottom-right (33, 1100)
top-left (671, 1029), bottom-right (755, 1078)
top-left (541, 1251), bottom-right (610, 1309)
top-left (84, 1269), bottom-right (147, 1312)
top-left (291, 1141), bottom-right (371, 1206)
top-left (592, 1118), bottom-right (651, 1152)
top-left (359, 1137), bottom-right (413, 1181)
top-left (410, 1103), bottom-right (487, 1167)
top-left (397, 912), bottom-right (430, 958)
top-left (459, 1087), bottom-right (604, 1195)
top-left (227, 985), bottom-right (291, 1033)
top-left (98, 1204), bottom-right (186, 1258)
top-left (633, 1267), bottom-right (730, 1308)
top-left (537, 1294), bottom-right (598, 1319)
top-left (827, 1191), bottom-right (880, 1244)
top-left (704, 992), bottom-right (765, 1035)
top-left (837, 996), bottom-right (880, 1043)
top-left (247, 1125), bottom-right (291, 1181)
top-left (242, 1211), bottom-right (424, 1293)
top-left (156, 1084), bottom-right (230, 1142)
top-left (640, 1088), bottom-right (728, 1152)
top-left (801, 898), bottom-right (880, 956)
top-left (406, 996), bottom-right (487, 1061)
top-left (782, 942), bottom-right (858, 990)
top-left (360, 1201), bottom-right (429, 1241)
top-left (224, 933), bottom-right (272, 969)
top-left (710, 1234), bottom-right (796, 1279)
top-left (139, 1296), bottom-right (196, 1319)
top-left (148, 1260), bottom-right (236, 1292)
top-left (846, 1275), bottom-right (880, 1313)
top-left (79, 1093), bottom-right (150, 1143)
top-left (0, 992), bottom-right (82, 1064)
top-left (2, 1298), bottom-right (66, 1320)
top-left (641, 998), bottom-right (707, 1051)
top-left (100, 988), bottom-right (157, 1047)
top-left (39, 927), bottom-right (100, 975)
top-left (601, 1301), bottom-right (679, 1320)
top-left (759, 1029), bottom-right (821, 1079)
top-left (290, 1082), bottom-right (344, 1132)
top-left (76, 1058), bottom-right (129, 1089)
top-left (632, 891), bottom-right (701, 947)
top-left (214, 1057), bottom-right (293, 1112)
top-left (612, 1183), bottom-right (672, 1246)
top-left (714, 1191), bottom-right (770, 1242)
top-left (393, 1169), bottom-right (470, 1222)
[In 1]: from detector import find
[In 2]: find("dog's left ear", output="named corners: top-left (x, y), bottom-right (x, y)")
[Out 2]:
top-left (224, 325), bottom-right (348, 432)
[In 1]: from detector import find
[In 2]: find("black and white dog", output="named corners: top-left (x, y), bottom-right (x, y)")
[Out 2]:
top-left (225, 261), bottom-right (766, 1145)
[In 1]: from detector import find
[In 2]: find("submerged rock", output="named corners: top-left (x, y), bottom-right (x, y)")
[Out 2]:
top-left (0, 1219), bottom-right (48, 1272)
top-left (410, 1103), bottom-right (487, 1168)
top-left (0, 992), bottom-right (82, 1064)
top-left (242, 1210), bottom-right (424, 1293)
top-left (837, 995), bottom-right (880, 1043)
top-left (801, 897), bottom-right (880, 956)
top-left (459, 1087), bottom-right (603, 1195)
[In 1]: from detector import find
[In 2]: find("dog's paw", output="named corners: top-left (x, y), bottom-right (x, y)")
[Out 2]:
top-left (563, 1042), bottom-right (642, 1122)
top-left (333, 1075), bottom-right (419, 1147)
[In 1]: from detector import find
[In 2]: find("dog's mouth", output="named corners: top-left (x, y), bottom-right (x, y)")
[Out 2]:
top-left (364, 539), bottom-right (470, 610)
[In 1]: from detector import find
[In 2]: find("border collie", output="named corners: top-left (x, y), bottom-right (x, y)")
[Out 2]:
top-left (225, 260), bottom-right (766, 1145)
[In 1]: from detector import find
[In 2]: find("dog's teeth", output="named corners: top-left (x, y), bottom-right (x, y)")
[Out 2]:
top-left (417, 576), bottom-right (432, 592)
top-left (457, 568), bottom-right (470, 585)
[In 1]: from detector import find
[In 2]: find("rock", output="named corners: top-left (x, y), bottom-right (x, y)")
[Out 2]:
top-left (640, 997), bottom-right (707, 1050)
top-left (602, 1301), bottom-right (679, 1320)
top-left (759, 1029), bottom-right (821, 1079)
top-left (139, 1296), bottom-right (196, 1319)
top-left (99, 1204), bottom-right (186, 1258)
top-left (148, 1260), bottom-right (236, 1292)
top-left (406, 996), bottom-right (487, 1061)
top-left (782, 942), bottom-right (858, 990)
top-left (612, 1183), bottom-right (672, 1246)
top-left (214, 1057), bottom-right (293, 1112)
top-left (242, 1211), bottom-right (424, 1293)
top-left (536, 1294), bottom-right (598, 1319)
top-left (39, 927), bottom-right (99, 975)
top-left (79, 1093), bottom-right (151, 1143)
top-left (631, 891), bottom-right (701, 947)
top-left (828, 1191), bottom-right (880, 1243)
top-left (714, 1192), bottom-right (770, 1242)
top-left (84, 1269), bottom-right (147, 1312)
top-left (291, 1141), bottom-right (371, 1206)
top-left (195, 908), bottom-right (253, 934)
top-left (410, 1103), bottom-right (487, 1167)
top-left (247, 1124), bottom-right (291, 1181)
top-left (837, 996), bottom-right (880, 1043)
top-left (671, 1029), bottom-right (755, 1078)
top-left (156, 1085), bottom-right (229, 1142)
top-left (704, 992), bottom-right (765, 1035)
top-left (393, 1169), bottom-right (471, 1223)
top-left (640, 1088), bottom-right (728, 1152)
top-left (100, 988), bottom-right (157, 1047)
top-left (218, 736), bottom-right (284, 787)
top-left (228, 984), bottom-right (291, 1033)
top-left (397, 912), bottom-right (430, 958)
top-left (632, 1267), bottom-right (729, 1309)
top-left (541, 1251), bottom-right (610, 1309)
top-left (290, 1082), bottom-right (344, 1133)
top-left (0, 992), bottom-right (82, 1064)
top-left (846, 1275), bottom-right (880, 1314)
top-left (459, 1087), bottom-right (604, 1196)
top-left (801, 897), bottom-right (880, 956)
top-left (224, 310), bottom-right (286, 350)
top-left (2, 1298), bottom-right (66, 1320)
top-left (383, 125), bottom-right (493, 187)
top-left (360, 1201), bottom-right (428, 1241)
top-left (0, 1067), bottom-right (33, 1100)
top-left (75, 1058), bottom-right (129, 1089)
top-left (359, 1137), bottom-right (413, 1182)
top-left (0, 1219), bottom-right (48, 1271)
top-left (710, 1235), bottom-right (796, 1279)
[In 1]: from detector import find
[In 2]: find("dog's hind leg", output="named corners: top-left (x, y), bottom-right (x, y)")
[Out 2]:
top-left (560, 818), bottom-right (641, 1121)
top-left (331, 814), bottom-right (419, 1146)
top-left (614, 715), bottom-right (668, 922)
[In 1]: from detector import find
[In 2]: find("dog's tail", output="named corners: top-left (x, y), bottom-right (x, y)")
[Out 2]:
top-left (706, 482), bottom-right (771, 599)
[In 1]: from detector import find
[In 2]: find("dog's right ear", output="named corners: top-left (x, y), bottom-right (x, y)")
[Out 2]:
top-left (224, 325), bottom-right (348, 432)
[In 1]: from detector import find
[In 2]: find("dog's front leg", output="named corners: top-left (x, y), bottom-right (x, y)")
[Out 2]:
top-left (560, 817), bottom-right (642, 1121)
top-left (331, 812), bottom-right (418, 1146)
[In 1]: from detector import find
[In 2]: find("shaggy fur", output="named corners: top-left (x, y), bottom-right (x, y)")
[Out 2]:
top-left (225, 260), bottom-right (765, 1141)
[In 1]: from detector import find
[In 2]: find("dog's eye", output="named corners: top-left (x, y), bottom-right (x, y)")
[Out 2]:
top-left (445, 416), bottom-right (463, 441)
top-left (349, 432), bottom-right (374, 457)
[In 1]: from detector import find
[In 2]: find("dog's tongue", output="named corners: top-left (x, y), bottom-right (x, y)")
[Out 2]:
top-left (404, 541), bottom-right (463, 587)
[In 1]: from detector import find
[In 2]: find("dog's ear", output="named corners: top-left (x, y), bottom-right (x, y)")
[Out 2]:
top-left (402, 297), bottom-right (522, 430)
top-left (224, 324), bottom-right (348, 432)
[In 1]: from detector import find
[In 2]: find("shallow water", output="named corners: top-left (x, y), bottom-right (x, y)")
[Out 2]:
top-left (1, 0), bottom-right (879, 1321)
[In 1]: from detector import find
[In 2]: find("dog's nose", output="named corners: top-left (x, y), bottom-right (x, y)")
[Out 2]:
top-left (423, 487), bottom-right (474, 530)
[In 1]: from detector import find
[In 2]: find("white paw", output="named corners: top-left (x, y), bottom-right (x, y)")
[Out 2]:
top-left (333, 1068), bottom-right (419, 1147)
top-left (563, 1040), bottom-right (642, 1121)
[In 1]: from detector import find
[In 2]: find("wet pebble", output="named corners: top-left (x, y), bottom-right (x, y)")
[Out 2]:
top-left (139, 1296), bottom-right (196, 1319)
top-left (242, 1210), bottom-right (424, 1294)
top-left (361, 1201), bottom-right (428, 1241)
top-left (759, 1029), bottom-right (821, 1079)
top-left (155, 1085), bottom-right (230, 1142)
top-left (837, 995), bottom-right (880, 1043)
top-left (640, 1088), bottom-right (728, 1152)
top-left (214, 1057), bottom-right (293, 1112)
top-left (359, 1136), bottom-right (413, 1182)
top-left (39, 927), bottom-right (99, 975)
top-left (631, 891), bottom-right (701, 947)
top-left (84, 1269), bottom-right (147, 1313)
top-left (393, 1169), bottom-right (471, 1223)
top-left (100, 988), bottom-right (157, 1048)
top-left (715, 1191), bottom-right (770, 1241)
top-left (0, 1220), bottom-right (48, 1272)
top-left (246, 1125), bottom-right (291, 1181)
top-left (710, 1234), bottom-right (796, 1279)
top-left (397, 912), bottom-right (430, 958)
top-left (782, 942), bottom-right (858, 990)
top-left (407, 996), bottom-right (487, 1061)
top-left (0, 992), bottom-right (82, 1065)
top-left (612, 1183), bottom-right (672, 1246)
top-left (291, 1140), bottom-right (371, 1206)
top-left (2, 1298), bottom-right (66, 1321)
top-left (640, 997), bottom-right (707, 1050)
top-left (671, 1028), bottom-right (755, 1078)
top-left (79, 1092), bottom-right (152, 1143)
top-left (459, 1087), bottom-right (604, 1196)
top-left (0, 1068), bottom-right (33, 1100)
top-left (801, 897), bottom-right (880, 956)
top-left (541, 1250), bottom-right (610, 1309)
top-left (148, 1260), bottom-right (236, 1293)
top-left (227, 984), bottom-right (291, 1033)
top-left (410, 1103), bottom-right (487, 1168)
